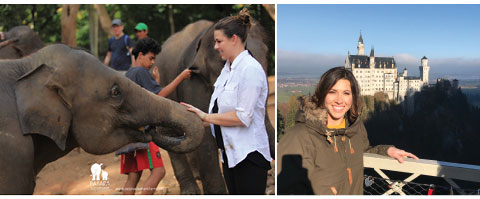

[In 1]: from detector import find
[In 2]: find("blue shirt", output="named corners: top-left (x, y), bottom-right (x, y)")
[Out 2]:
top-left (108, 35), bottom-right (134, 71)
top-left (126, 67), bottom-right (162, 94)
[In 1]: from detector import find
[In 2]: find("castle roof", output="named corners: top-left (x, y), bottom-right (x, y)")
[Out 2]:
top-left (422, 56), bottom-right (428, 60)
top-left (405, 76), bottom-right (421, 80)
top-left (348, 55), bottom-right (396, 69)
top-left (358, 33), bottom-right (363, 44)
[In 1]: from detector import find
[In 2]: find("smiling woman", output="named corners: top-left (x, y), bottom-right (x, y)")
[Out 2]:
top-left (277, 67), bottom-right (419, 195)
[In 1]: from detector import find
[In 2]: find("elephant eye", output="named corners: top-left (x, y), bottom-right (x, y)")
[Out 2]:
top-left (111, 84), bottom-right (122, 98)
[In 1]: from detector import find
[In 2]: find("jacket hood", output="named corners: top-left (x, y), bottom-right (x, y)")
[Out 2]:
top-left (295, 95), bottom-right (360, 138)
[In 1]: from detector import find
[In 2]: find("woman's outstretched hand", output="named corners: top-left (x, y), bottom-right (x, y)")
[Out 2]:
top-left (387, 147), bottom-right (419, 163)
top-left (180, 102), bottom-right (209, 127)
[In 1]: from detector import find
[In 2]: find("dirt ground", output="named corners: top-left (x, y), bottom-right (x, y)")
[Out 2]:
top-left (34, 76), bottom-right (276, 195)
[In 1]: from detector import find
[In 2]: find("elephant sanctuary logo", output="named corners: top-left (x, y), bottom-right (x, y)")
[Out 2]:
top-left (89, 163), bottom-right (111, 190)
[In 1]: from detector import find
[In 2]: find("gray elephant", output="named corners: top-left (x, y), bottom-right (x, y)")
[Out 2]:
top-left (155, 18), bottom-right (274, 194)
top-left (0, 25), bottom-right (45, 59)
top-left (0, 44), bottom-right (204, 194)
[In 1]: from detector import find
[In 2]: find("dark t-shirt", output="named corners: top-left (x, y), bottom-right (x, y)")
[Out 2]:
top-left (125, 67), bottom-right (162, 94)
top-left (108, 35), bottom-right (134, 71)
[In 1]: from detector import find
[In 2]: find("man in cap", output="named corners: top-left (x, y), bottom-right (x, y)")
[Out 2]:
top-left (135, 22), bottom-right (149, 40)
top-left (104, 19), bottom-right (135, 71)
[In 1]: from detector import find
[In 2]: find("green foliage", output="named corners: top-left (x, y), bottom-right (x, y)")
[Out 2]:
top-left (0, 4), bottom-right (275, 75)
top-left (277, 108), bottom-right (285, 141)
top-left (285, 95), bottom-right (300, 130)
top-left (0, 5), bottom-right (61, 44)
top-left (76, 6), bottom-right (91, 49)
top-left (365, 85), bottom-right (480, 165)
top-left (360, 95), bottom-right (374, 121)
top-left (96, 4), bottom-right (275, 73)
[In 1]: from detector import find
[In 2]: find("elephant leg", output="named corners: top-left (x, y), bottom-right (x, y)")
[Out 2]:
top-left (0, 135), bottom-right (36, 194)
top-left (196, 129), bottom-right (227, 194)
top-left (168, 151), bottom-right (201, 195)
top-left (187, 153), bottom-right (201, 180)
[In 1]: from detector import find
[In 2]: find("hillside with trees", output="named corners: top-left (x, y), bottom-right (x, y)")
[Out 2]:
top-left (365, 80), bottom-right (480, 165)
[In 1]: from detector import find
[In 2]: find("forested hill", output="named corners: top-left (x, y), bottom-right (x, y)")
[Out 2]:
top-left (365, 82), bottom-right (480, 165)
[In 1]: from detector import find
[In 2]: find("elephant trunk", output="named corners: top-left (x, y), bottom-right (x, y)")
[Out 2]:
top-left (132, 88), bottom-right (204, 153)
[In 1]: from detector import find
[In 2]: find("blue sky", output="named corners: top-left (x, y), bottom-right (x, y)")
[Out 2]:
top-left (278, 4), bottom-right (480, 79)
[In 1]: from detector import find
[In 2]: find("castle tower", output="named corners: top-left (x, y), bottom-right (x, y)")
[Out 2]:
top-left (357, 33), bottom-right (364, 55)
top-left (369, 47), bottom-right (375, 68)
top-left (345, 51), bottom-right (351, 70)
top-left (420, 56), bottom-right (430, 85)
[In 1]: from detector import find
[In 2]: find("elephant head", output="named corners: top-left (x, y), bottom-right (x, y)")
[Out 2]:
top-left (176, 19), bottom-right (275, 158)
top-left (180, 19), bottom-right (269, 90)
top-left (0, 25), bottom-right (45, 59)
top-left (14, 44), bottom-right (204, 154)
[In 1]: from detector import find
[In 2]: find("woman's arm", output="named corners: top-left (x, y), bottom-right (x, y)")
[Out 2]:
top-left (181, 102), bottom-right (244, 127)
top-left (361, 123), bottom-right (419, 163)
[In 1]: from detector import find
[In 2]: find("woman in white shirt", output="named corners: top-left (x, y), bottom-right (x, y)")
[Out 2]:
top-left (181, 8), bottom-right (272, 195)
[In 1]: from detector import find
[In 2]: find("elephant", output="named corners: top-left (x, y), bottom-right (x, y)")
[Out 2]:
top-left (101, 170), bottom-right (108, 181)
top-left (91, 163), bottom-right (103, 181)
top-left (154, 18), bottom-right (274, 194)
top-left (0, 25), bottom-right (45, 59)
top-left (0, 44), bottom-right (205, 194)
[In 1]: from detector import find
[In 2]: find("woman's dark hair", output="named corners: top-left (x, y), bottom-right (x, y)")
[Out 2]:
top-left (214, 8), bottom-right (252, 43)
top-left (313, 67), bottom-right (362, 121)
top-left (132, 37), bottom-right (161, 59)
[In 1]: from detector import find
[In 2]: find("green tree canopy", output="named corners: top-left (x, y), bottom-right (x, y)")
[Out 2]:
top-left (0, 4), bottom-right (275, 75)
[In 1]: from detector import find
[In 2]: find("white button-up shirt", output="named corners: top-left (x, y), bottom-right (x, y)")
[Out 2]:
top-left (208, 50), bottom-right (272, 168)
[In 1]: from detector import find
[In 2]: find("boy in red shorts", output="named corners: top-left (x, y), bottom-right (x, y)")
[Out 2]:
top-left (119, 37), bottom-right (191, 195)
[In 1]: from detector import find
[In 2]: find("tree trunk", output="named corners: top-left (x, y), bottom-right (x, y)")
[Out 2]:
top-left (61, 4), bottom-right (80, 47)
top-left (88, 5), bottom-right (99, 57)
top-left (262, 4), bottom-right (275, 21)
top-left (168, 4), bottom-right (175, 35)
top-left (94, 4), bottom-right (113, 38)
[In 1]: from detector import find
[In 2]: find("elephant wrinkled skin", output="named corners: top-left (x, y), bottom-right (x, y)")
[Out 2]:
top-left (154, 19), bottom-right (274, 194)
top-left (0, 44), bottom-right (204, 194)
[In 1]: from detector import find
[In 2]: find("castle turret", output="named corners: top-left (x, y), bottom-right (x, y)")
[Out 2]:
top-left (420, 56), bottom-right (430, 85)
top-left (403, 68), bottom-right (408, 77)
top-left (357, 33), bottom-right (364, 55)
top-left (369, 47), bottom-right (375, 68)
top-left (345, 51), bottom-right (351, 70)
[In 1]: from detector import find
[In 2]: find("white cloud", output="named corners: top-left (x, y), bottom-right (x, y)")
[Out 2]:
top-left (279, 49), bottom-right (480, 80)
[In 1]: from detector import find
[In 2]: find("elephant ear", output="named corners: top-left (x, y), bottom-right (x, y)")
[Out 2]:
top-left (15, 64), bottom-right (72, 151)
top-left (180, 26), bottom-right (211, 76)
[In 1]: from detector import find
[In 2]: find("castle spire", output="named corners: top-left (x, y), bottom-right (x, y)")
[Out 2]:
top-left (370, 46), bottom-right (374, 57)
top-left (358, 31), bottom-right (364, 44)
top-left (357, 31), bottom-right (365, 56)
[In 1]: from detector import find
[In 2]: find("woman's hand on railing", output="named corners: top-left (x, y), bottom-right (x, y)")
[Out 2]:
top-left (387, 147), bottom-right (419, 163)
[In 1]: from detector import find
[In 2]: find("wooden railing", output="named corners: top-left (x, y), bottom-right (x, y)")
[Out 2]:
top-left (364, 153), bottom-right (480, 195)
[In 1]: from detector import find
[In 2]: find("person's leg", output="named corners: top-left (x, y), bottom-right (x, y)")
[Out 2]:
top-left (123, 171), bottom-right (142, 195)
top-left (137, 142), bottom-right (165, 195)
top-left (121, 152), bottom-right (142, 195)
top-left (141, 167), bottom-right (166, 194)
top-left (231, 153), bottom-right (269, 195)
top-left (222, 160), bottom-right (236, 194)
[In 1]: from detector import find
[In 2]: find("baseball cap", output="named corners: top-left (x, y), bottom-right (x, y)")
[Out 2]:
top-left (112, 19), bottom-right (123, 26)
top-left (135, 23), bottom-right (148, 31)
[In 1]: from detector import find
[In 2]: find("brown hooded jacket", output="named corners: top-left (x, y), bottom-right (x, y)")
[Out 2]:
top-left (277, 96), bottom-right (393, 195)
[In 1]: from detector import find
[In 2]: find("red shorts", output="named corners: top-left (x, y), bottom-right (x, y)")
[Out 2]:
top-left (120, 141), bottom-right (164, 174)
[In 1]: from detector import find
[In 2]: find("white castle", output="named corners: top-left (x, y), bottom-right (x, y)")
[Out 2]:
top-left (344, 33), bottom-right (430, 101)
